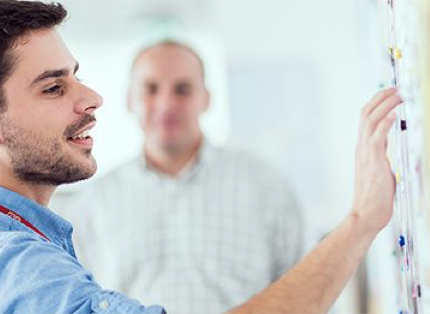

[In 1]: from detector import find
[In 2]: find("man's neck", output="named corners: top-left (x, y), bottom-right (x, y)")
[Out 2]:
top-left (0, 166), bottom-right (54, 206)
top-left (144, 137), bottom-right (203, 177)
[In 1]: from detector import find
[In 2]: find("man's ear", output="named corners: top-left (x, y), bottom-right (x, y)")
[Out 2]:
top-left (128, 89), bottom-right (143, 118)
top-left (202, 89), bottom-right (210, 113)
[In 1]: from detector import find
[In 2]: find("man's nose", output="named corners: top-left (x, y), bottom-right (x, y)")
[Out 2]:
top-left (74, 84), bottom-right (103, 115)
top-left (155, 90), bottom-right (178, 110)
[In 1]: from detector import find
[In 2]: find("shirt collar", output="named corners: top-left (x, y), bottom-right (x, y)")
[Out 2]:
top-left (0, 185), bottom-right (74, 253)
top-left (140, 139), bottom-right (216, 182)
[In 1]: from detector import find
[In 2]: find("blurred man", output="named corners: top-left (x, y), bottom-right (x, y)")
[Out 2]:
top-left (0, 1), bottom-right (400, 314)
top-left (52, 41), bottom-right (304, 314)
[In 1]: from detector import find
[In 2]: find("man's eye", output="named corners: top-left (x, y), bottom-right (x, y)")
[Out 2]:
top-left (176, 85), bottom-right (191, 96)
top-left (144, 85), bottom-right (157, 95)
top-left (43, 85), bottom-right (64, 96)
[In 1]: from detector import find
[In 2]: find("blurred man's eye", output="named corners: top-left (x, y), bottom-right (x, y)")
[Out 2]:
top-left (176, 83), bottom-right (191, 96)
top-left (144, 84), bottom-right (157, 95)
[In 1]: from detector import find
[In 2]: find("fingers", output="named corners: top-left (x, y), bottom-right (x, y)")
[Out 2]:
top-left (362, 91), bottom-right (402, 139)
top-left (371, 111), bottom-right (397, 153)
top-left (367, 94), bottom-right (402, 128)
top-left (361, 88), bottom-right (397, 118)
top-left (356, 88), bottom-right (402, 158)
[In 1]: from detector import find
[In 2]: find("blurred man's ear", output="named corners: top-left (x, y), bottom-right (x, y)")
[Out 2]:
top-left (202, 89), bottom-right (210, 113)
top-left (128, 89), bottom-right (144, 118)
top-left (127, 89), bottom-right (140, 115)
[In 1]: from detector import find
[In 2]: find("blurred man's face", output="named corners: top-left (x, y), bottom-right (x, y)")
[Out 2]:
top-left (129, 45), bottom-right (209, 153)
top-left (0, 29), bottom-right (103, 185)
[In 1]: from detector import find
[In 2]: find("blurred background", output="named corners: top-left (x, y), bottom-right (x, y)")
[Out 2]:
top-left (55, 0), bottom-right (395, 312)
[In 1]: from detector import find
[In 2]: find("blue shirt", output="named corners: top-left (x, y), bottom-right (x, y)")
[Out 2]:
top-left (0, 186), bottom-right (166, 314)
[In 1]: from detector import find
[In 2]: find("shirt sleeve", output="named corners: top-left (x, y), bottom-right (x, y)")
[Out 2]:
top-left (0, 232), bottom-right (166, 314)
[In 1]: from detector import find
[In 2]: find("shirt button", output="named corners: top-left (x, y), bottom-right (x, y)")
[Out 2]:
top-left (98, 300), bottom-right (109, 310)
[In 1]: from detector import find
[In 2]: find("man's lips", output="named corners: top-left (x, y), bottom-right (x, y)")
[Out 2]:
top-left (68, 137), bottom-right (94, 149)
top-left (67, 122), bottom-right (96, 139)
top-left (159, 116), bottom-right (181, 128)
top-left (66, 122), bottom-right (96, 149)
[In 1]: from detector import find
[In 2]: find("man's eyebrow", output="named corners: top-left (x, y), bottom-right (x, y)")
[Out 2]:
top-left (30, 62), bottom-right (80, 86)
top-left (176, 81), bottom-right (193, 88)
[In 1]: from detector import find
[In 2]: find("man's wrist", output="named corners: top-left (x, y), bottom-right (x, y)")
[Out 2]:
top-left (347, 210), bottom-right (381, 241)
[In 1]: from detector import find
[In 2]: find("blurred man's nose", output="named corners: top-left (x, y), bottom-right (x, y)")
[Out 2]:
top-left (155, 89), bottom-right (179, 112)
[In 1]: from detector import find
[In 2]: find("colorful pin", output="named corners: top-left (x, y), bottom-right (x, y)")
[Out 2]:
top-left (399, 235), bottom-right (406, 247)
top-left (395, 48), bottom-right (402, 59)
top-left (396, 171), bottom-right (402, 183)
top-left (401, 120), bottom-right (407, 131)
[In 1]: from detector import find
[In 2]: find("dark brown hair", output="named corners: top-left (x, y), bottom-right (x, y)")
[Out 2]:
top-left (0, 0), bottom-right (67, 112)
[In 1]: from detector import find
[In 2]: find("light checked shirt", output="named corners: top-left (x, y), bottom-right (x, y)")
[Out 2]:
top-left (51, 142), bottom-right (303, 314)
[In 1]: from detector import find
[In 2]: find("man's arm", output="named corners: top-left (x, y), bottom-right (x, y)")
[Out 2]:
top-left (228, 88), bottom-right (401, 314)
top-left (0, 232), bottom-right (166, 314)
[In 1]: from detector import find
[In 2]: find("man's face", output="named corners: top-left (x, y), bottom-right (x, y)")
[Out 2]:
top-left (0, 29), bottom-right (102, 186)
top-left (129, 45), bottom-right (209, 152)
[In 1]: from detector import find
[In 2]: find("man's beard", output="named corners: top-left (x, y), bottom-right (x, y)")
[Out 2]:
top-left (0, 115), bottom-right (97, 186)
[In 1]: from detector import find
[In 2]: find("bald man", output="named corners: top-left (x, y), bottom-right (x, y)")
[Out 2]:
top-left (52, 41), bottom-right (304, 314)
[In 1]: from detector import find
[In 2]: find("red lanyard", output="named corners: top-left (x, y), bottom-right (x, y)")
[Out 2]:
top-left (0, 204), bottom-right (50, 241)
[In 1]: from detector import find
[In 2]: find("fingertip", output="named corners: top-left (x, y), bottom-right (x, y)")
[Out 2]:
top-left (383, 87), bottom-right (397, 94)
top-left (394, 93), bottom-right (403, 102)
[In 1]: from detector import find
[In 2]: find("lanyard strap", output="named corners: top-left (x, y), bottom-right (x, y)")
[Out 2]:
top-left (0, 204), bottom-right (50, 241)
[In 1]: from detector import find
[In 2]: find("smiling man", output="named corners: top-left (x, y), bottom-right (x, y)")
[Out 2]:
top-left (0, 1), bottom-right (164, 313)
top-left (0, 1), bottom-right (401, 314)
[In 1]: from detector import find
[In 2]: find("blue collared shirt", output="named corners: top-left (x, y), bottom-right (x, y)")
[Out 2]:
top-left (0, 186), bottom-right (166, 314)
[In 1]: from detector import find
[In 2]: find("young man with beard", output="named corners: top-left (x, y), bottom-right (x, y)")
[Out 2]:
top-left (0, 1), bottom-right (401, 313)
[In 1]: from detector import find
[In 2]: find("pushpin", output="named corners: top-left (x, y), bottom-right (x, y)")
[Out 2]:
top-left (395, 48), bottom-right (402, 59)
top-left (413, 285), bottom-right (418, 298)
top-left (401, 120), bottom-right (407, 131)
top-left (399, 235), bottom-right (406, 247)
top-left (396, 172), bottom-right (402, 183)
